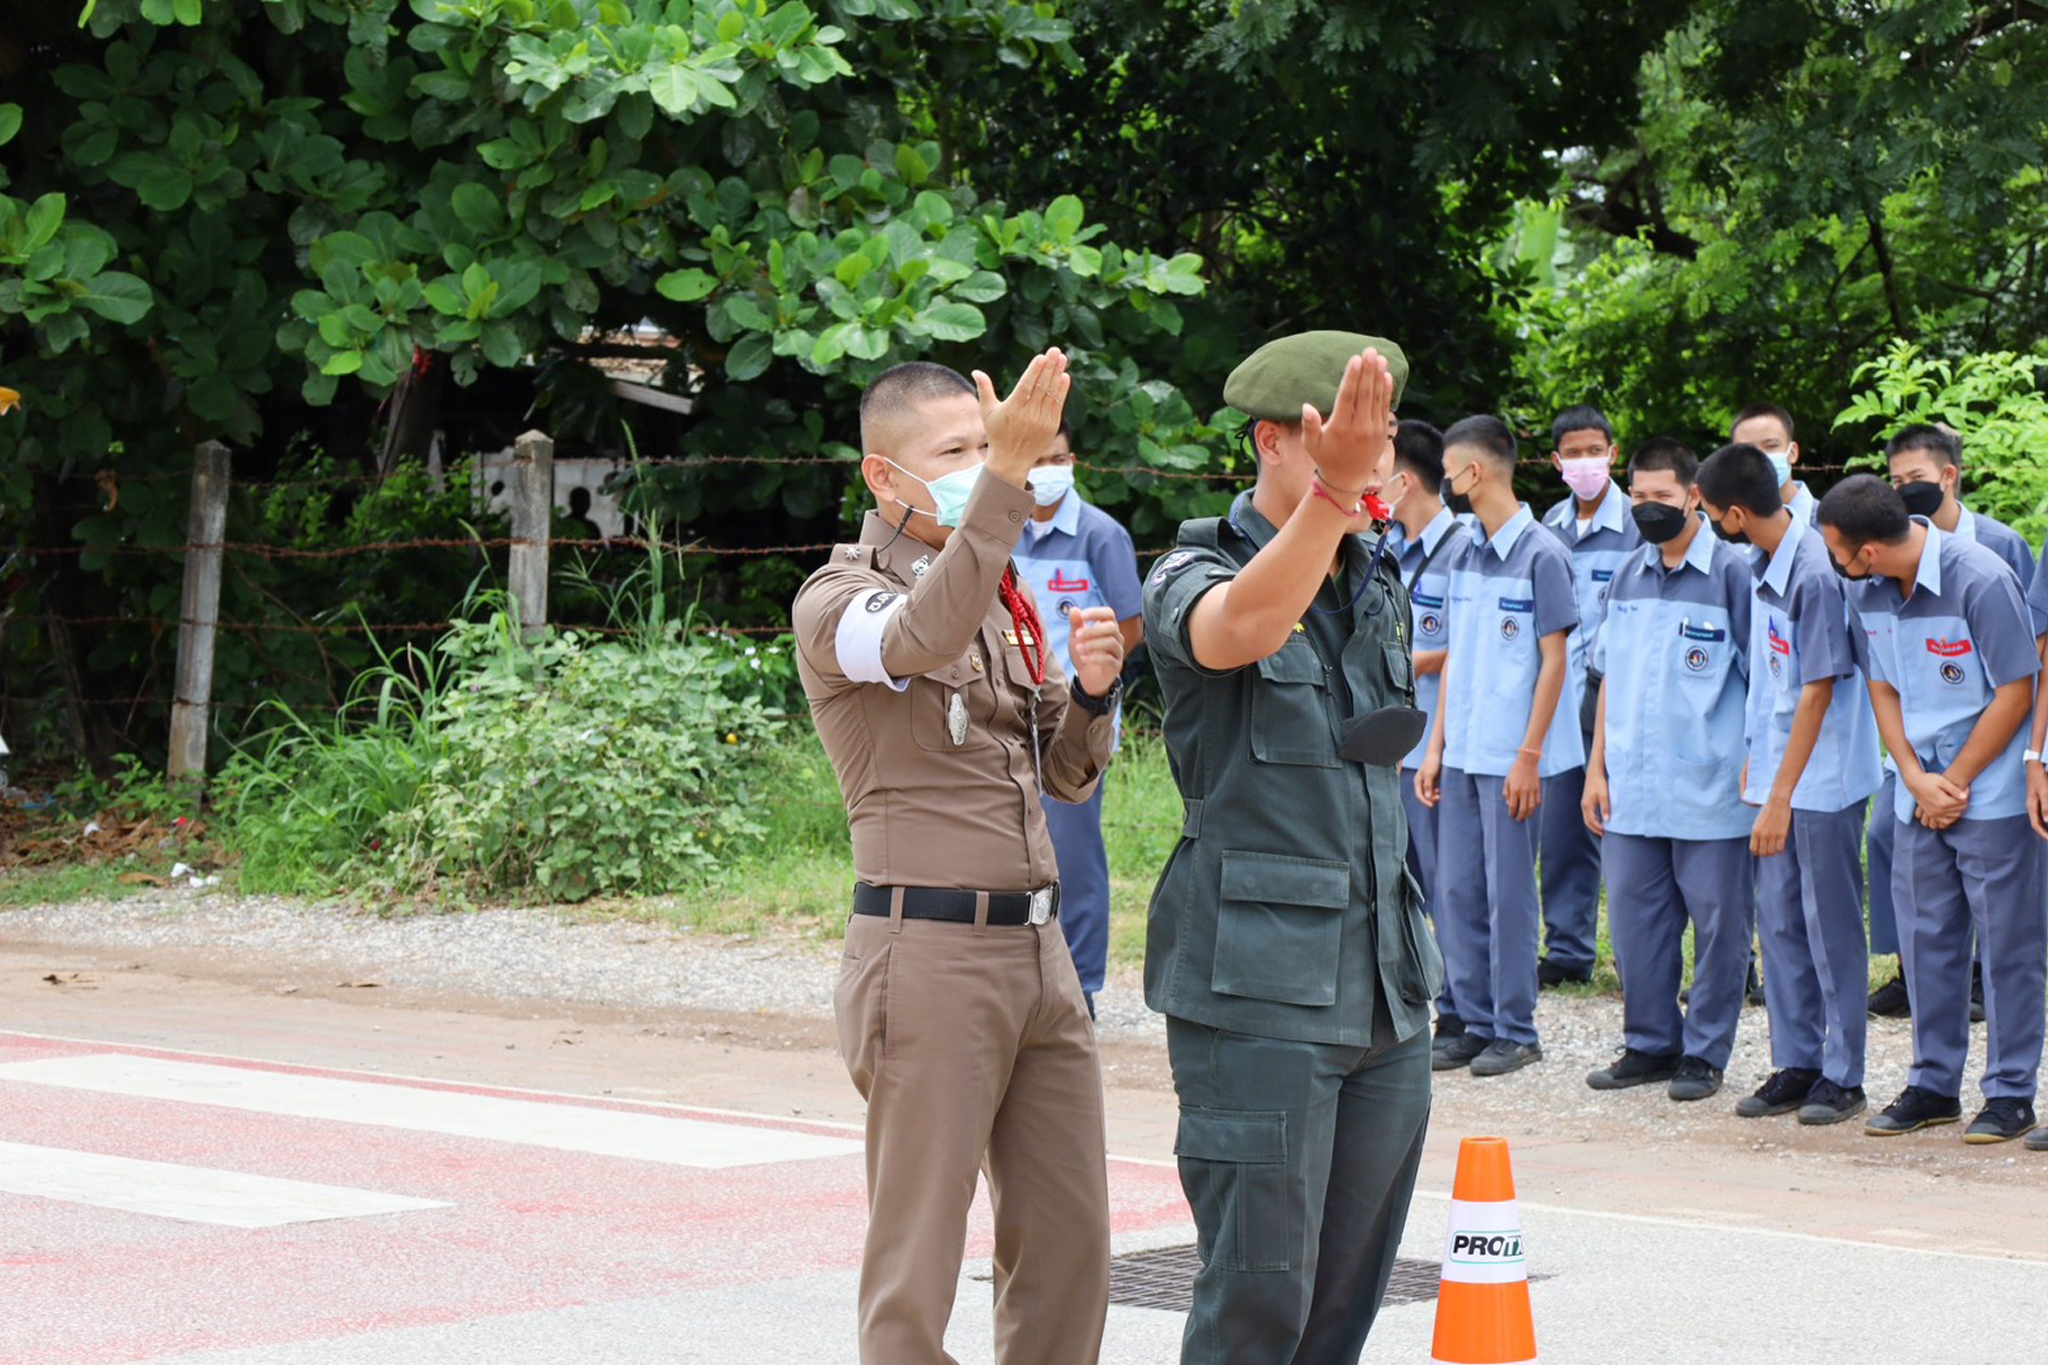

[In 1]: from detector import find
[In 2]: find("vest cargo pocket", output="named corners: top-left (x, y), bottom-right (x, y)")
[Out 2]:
top-left (1174, 1107), bottom-right (1292, 1272)
top-left (1212, 850), bottom-right (1350, 1007)
top-left (1390, 866), bottom-right (1446, 1004)
top-left (1381, 638), bottom-right (1413, 693)
top-left (1249, 642), bottom-right (1339, 767)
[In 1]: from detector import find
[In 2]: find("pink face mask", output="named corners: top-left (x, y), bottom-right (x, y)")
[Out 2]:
top-left (1560, 457), bottom-right (1611, 501)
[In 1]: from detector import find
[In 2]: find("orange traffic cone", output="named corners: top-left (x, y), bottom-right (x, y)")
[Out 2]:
top-left (1430, 1136), bottom-right (1537, 1365)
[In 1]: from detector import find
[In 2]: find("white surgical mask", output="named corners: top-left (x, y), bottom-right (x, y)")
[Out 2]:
top-left (1028, 464), bottom-right (1075, 508)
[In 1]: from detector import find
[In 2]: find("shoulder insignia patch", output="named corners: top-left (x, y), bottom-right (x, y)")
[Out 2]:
top-left (1150, 549), bottom-right (1198, 587)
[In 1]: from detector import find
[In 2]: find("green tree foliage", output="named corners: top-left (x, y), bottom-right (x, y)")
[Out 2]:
top-left (1834, 339), bottom-right (2048, 541)
top-left (0, 0), bottom-right (1212, 765)
top-left (944, 0), bottom-right (1695, 426)
top-left (1511, 1), bottom-right (2048, 456)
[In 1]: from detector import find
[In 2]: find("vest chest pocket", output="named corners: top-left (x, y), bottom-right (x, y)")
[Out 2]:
top-left (1249, 642), bottom-right (1338, 767)
top-left (1212, 850), bottom-right (1350, 1007)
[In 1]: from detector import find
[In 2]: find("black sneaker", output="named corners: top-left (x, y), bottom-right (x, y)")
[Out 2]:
top-left (1963, 1097), bottom-right (2037, 1144)
top-left (1865, 1085), bottom-right (1963, 1136)
top-left (1586, 1049), bottom-right (1681, 1091)
top-left (1735, 1067), bottom-right (1822, 1117)
top-left (1538, 958), bottom-right (1592, 989)
top-left (1434, 1013), bottom-right (1467, 1040)
top-left (1970, 964), bottom-right (1986, 1024)
top-left (1867, 972), bottom-right (1911, 1018)
top-left (1797, 1079), bottom-right (1868, 1126)
top-left (2024, 1124), bottom-right (2048, 1152)
top-left (1668, 1056), bottom-right (1723, 1101)
top-left (1432, 1032), bottom-right (1488, 1072)
top-left (1469, 1039), bottom-right (1543, 1076)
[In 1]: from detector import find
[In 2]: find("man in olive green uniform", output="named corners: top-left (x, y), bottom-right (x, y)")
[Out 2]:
top-left (793, 351), bottom-right (1129, 1365)
top-left (1143, 334), bottom-right (1440, 1363)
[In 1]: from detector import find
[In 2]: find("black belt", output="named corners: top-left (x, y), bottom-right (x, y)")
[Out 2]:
top-left (852, 881), bottom-right (1060, 926)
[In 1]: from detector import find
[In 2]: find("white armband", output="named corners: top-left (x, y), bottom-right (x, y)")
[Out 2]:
top-left (835, 587), bottom-right (911, 690)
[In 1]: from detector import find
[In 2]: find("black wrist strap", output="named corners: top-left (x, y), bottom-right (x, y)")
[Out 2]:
top-left (1070, 674), bottom-right (1120, 716)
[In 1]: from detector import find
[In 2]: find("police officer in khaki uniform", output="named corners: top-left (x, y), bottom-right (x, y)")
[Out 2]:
top-left (793, 350), bottom-right (1127, 1365)
top-left (1144, 334), bottom-right (1440, 1363)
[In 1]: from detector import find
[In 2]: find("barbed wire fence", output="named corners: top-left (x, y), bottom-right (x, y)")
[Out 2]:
top-left (3, 431), bottom-right (1864, 787)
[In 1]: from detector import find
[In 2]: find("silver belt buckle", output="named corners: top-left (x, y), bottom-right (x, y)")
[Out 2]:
top-left (1028, 887), bottom-right (1053, 925)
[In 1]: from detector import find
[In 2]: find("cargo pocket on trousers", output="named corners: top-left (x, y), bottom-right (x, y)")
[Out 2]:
top-left (1176, 1107), bottom-right (1292, 1272)
top-left (833, 930), bottom-right (891, 1100)
top-left (1212, 850), bottom-right (1349, 1007)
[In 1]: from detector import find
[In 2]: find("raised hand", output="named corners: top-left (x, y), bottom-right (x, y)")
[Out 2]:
top-left (977, 348), bottom-right (1071, 486)
top-left (1066, 606), bottom-right (1125, 700)
top-left (1298, 347), bottom-right (1395, 494)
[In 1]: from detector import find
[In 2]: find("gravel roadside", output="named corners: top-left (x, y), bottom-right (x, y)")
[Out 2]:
top-left (0, 888), bottom-right (2016, 1154)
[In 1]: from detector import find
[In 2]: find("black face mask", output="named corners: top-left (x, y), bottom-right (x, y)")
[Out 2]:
top-left (1897, 480), bottom-right (1946, 520)
top-left (1708, 514), bottom-right (1749, 546)
top-left (1829, 549), bottom-right (1868, 581)
top-left (1631, 502), bottom-right (1690, 545)
top-left (1444, 490), bottom-right (1472, 517)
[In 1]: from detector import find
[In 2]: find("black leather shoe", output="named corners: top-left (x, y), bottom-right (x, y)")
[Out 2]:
top-left (1735, 1067), bottom-right (1821, 1117)
top-left (1586, 1048), bottom-right (1681, 1091)
top-left (1432, 1032), bottom-right (1488, 1072)
top-left (1469, 1039), bottom-right (1543, 1076)
top-left (1865, 1085), bottom-right (1962, 1135)
top-left (1538, 958), bottom-right (1592, 989)
top-left (1963, 1097), bottom-right (2037, 1144)
top-left (1867, 972), bottom-right (1911, 1018)
top-left (1797, 1079), bottom-right (1867, 1126)
top-left (1668, 1056), bottom-right (1723, 1101)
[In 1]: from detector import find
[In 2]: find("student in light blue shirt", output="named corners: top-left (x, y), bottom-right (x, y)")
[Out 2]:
top-left (1385, 419), bottom-right (1474, 1065)
top-left (1731, 403), bottom-right (1817, 524)
top-left (1579, 439), bottom-right (1755, 1103)
top-left (1698, 444), bottom-right (1883, 1126)
top-left (1864, 425), bottom-right (2040, 1007)
top-left (1014, 420), bottom-right (1145, 1016)
top-left (1822, 475), bottom-right (2045, 1145)
top-left (1417, 416), bottom-right (1578, 1077)
top-left (1536, 405), bottom-right (1639, 988)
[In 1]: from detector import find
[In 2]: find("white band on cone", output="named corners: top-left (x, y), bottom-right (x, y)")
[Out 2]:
top-left (1440, 1197), bottom-right (1527, 1285)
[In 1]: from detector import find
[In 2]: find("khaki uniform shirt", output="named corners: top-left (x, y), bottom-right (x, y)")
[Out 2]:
top-left (1141, 491), bottom-right (1444, 1047)
top-left (793, 474), bottom-right (1116, 890)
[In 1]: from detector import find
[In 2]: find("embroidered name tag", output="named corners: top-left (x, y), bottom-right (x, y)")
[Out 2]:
top-left (1680, 623), bottom-right (1726, 642)
top-left (1497, 596), bottom-right (1533, 612)
top-left (1925, 637), bottom-right (1974, 658)
top-left (1412, 591), bottom-right (1444, 609)
top-left (1591, 569), bottom-right (1614, 583)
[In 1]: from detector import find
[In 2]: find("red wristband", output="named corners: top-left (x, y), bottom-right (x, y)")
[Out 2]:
top-left (1309, 474), bottom-right (1361, 517)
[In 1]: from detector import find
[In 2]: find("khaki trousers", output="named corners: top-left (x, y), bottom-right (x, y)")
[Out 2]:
top-left (835, 907), bottom-right (1110, 1365)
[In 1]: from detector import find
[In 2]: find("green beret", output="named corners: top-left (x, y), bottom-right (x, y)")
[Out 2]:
top-left (1223, 330), bottom-right (1409, 420)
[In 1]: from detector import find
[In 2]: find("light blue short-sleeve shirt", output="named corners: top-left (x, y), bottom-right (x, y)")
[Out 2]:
top-left (1441, 504), bottom-right (1582, 778)
top-left (1847, 522), bottom-right (2042, 824)
top-left (1542, 481), bottom-right (1642, 690)
top-left (1014, 491), bottom-right (1143, 668)
top-left (1595, 520), bottom-right (1754, 840)
top-left (1743, 518), bottom-right (1882, 812)
top-left (1391, 506), bottom-right (1472, 772)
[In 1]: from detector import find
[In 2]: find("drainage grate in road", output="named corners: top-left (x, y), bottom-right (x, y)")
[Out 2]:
top-left (1102, 1246), bottom-right (1448, 1314)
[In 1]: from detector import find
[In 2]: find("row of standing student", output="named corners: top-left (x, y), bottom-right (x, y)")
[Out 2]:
top-left (1389, 404), bottom-right (2048, 1145)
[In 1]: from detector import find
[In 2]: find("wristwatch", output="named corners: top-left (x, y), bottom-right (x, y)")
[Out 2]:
top-left (2026, 749), bottom-right (2044, 767)
top-left (1071, 674), bottom-right (1121, 717)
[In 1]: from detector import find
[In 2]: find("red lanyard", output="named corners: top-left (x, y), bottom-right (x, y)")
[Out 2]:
top-left (998, 566), bottom-right (1047, 686)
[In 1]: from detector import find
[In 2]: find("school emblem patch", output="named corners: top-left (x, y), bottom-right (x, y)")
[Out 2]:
top-left (1768, 653), bottom-right (1783, 679)
top-left (1940, 661), bottom-right (1966, 685)
top-left (1684, 645), bottom-right (1710, 672)
top-left (1057, 598), bottom-right (1075, 618)
top-left (1499, 617), bottom-right (1520, 641)
top-left (1419, 611), bottom-right (1443, 635)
